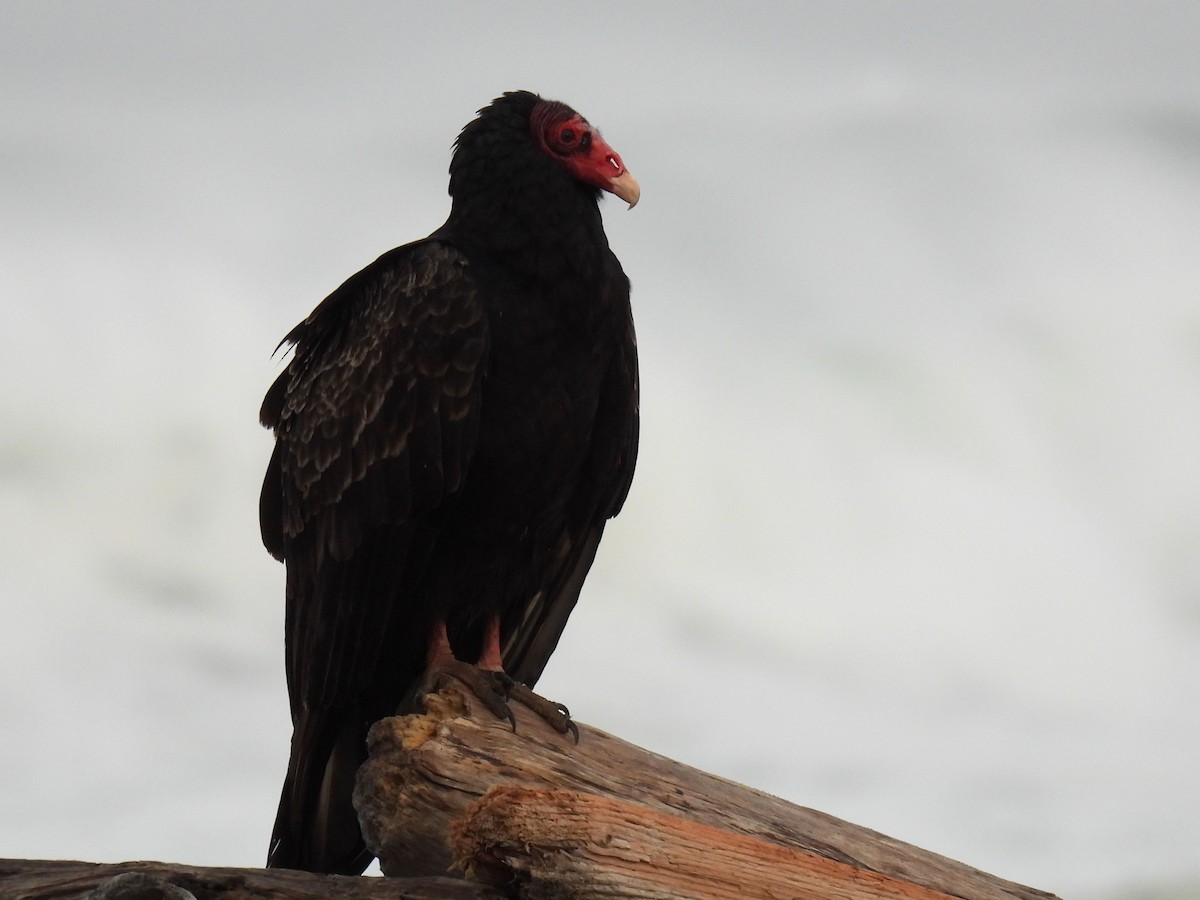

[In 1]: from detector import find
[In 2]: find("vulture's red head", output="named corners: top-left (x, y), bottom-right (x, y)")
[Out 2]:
top-left (447, 91), bottom-right (640, 219)
top-left (529, 100), bottom-right (640, 208)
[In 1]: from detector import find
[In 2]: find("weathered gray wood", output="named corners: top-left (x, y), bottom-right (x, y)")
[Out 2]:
top-left (0, 858), bottom-right (504, 900)
top-left (355, 685), bottom-right (1059, 900)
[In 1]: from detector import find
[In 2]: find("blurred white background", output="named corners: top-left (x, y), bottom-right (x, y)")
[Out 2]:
top-left (3, 3), bottom-right (1199, 897)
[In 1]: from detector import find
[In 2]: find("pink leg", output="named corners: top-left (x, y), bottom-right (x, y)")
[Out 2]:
top-left (426, 620), bottom-right (457, 669)
top-left (475, 615), bottom-right (504, 672)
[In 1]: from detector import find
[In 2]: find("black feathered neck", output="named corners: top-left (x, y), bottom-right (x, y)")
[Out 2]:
top-left (436, 91), bottom-right (611, 282)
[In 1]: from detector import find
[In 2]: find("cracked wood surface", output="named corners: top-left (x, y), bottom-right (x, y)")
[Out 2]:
top-left (354, 686), bottom-right (1059, 899)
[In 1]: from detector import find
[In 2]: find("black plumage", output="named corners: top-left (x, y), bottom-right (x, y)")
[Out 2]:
top-left (260, 91), bottom-right (639, 874)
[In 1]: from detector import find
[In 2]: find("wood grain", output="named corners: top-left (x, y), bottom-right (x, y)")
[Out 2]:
top-left (456, 786), bottom-right (963, 899)
top-left (354, 685), bottom-right (1059, 900)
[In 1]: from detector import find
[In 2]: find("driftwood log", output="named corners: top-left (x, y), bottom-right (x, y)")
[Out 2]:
top-left (354, 684), bottom-right (1060, 899)
top-left (0, 684), bottom-right (1060, 899)
top-left (0, 858), bottom-right (503, 899)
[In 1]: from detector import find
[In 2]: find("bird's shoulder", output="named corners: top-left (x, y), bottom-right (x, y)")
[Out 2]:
top-left (261, 239), bottom-right (483, 428)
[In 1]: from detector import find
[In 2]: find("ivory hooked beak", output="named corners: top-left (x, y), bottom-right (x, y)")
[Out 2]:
top-left (608, 170), bottom-right (640, 209)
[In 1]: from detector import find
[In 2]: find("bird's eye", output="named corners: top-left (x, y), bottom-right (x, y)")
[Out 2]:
top-left (560, 128), bottom-right (576, 143)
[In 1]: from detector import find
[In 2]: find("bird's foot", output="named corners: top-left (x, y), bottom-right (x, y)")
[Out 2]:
top-left (415, 661), bottom-right (578, 742)
top-left (417, 659), bottom-right (517, 731)
top-left (508, 681), bottom-right (579, 743)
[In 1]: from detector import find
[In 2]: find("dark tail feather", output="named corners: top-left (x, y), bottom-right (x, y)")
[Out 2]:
top-left (267, 713), bottom-right (374, 875)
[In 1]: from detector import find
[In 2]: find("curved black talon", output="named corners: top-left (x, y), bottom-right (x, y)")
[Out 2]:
top-left (508, 682), bottom-right (580, 743)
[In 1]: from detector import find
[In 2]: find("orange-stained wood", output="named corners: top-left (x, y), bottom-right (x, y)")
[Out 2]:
top-left (455, 785), bottom-right (960, 900)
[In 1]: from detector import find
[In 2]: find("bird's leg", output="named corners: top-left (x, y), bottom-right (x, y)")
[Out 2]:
top-left (474, 614), bottom-right (505, 672)
top-left (415, 619), bottom-right (516, 729)
top-left (477, 615), bottom-right (579, 742)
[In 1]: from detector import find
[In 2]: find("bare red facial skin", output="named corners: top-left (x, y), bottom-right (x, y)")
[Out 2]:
top-left (532, 105), bottom-right (640, 207)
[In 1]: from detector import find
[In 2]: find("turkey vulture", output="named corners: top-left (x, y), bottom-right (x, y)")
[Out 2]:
top-left (259, 91), bottom-right (639, 874)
